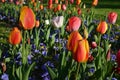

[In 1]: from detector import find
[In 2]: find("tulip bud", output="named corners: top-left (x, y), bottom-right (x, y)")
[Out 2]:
top-left (96, 21), bottom-right (108, 34)
top-left (108, 12), bottom-right (118, 24)
top-left (77, 8), bottom-right (82, 15)
top-left (91, 41), bottom-right (97, 49)
top-left (1, 63), bottom-right (6, 73)
top-left (9, 27), bottom-right (22, 45)
top-left (73, 39), bottom-right (89, 62)
top-left (66, 16), bottom-right (81, 32)
top-left (106, 49), bottom-right (111, 61)
top-left (92, 0), bottom-right (98, 6)
top-left (19, 6), bottom-right (36, 30)
top-left (45, 20), bottom-right (50, 25)
top-left (55, 0), bottom-right (58, 4)
top-left (70, 0), bottom-right (74, 4)
top-left (39, 4), bottom-right (44, 10)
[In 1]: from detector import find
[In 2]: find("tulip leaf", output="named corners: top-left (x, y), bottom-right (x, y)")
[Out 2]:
top-left (50, 33), bottom-right (57, 46)
top-left (46, 66), bottom-right (57, 80)
top-left (16, 66), bottom-right (22, 80)
top-left (46, 27), bottom-right (51, 42)
top-left (88, 24), bottom-right (94, 34)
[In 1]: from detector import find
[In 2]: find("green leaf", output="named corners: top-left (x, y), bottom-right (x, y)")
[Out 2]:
top-left (47, 66), bottom-right (57, 80)
top-left (24, 62), bottom-right (35, 80)
top-left (46, 27), bottom-right (51, 42)
top-left (16, 66), bottom-right (22, 80)
top-left (5, 58), bottom-right (10, 62)
top-left (50, 33), bottom-right (57, 46)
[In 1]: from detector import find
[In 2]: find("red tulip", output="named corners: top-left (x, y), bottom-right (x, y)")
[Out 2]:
top-left (92, 0), bottom-right (98, 6)
top-left (116, 50), bottom-right (120, 67)
top-left (91, 41), bottom-right (97, 49)
top-left (66, 16), bottom-right (81, 32)
top-left (57, 4), bottom-right (61, 11)
top-left (108, 12), bottom-right (118, 24)
top-left (19, 6), bottom-right (36, 30)
top-left (48, 0), bottom-right (52, 5)
top-left (9, 27), bottom-right (22, 45)
top-left (73, 39), bottom-right (89, 62)
top-left (77, 8), bottom-right (82, 15)
top-left (67, 31), bottom-right (83, 52)
top-left (96, 21), bottom-right (108, 34)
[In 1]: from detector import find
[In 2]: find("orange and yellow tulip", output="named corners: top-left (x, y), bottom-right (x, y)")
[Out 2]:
top-left (19, 6), bottom-right (36, 30)
top-left (39, 4), bottom-right (44, 10)
top-left (57, 4), bottom-right (61, 11)
top-left (9, 27), bottom-right (22, 45)
top-left (76, 0), bottom-right (81, 5)
top-left (73, 39), bottom-right (89, 62)
top-left (96, 21), bottom-right (108, 34)
top-left (66, 16), bottom-right (81, 32)
top-left (92, 0), bottom-right (98, 6)
top-left (67, 31), bottom-right (83, 52)
top-left (35, 20), bottom-right (40, 28)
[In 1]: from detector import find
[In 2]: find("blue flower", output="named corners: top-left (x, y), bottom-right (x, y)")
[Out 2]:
top-left (1, 73), bottom-right (9, 80)
top-left (89, 67), bottom-right (95, 73)
top-left (111, 54), bottom-right (116, 61)
top-left (112, 77), bottom-right (117, 80)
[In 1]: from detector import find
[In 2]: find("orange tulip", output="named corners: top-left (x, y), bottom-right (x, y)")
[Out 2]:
top-left (55, 0), bottom-right (58, 4)
top-left (66, 16), bottom-right (81, 32)
top-left (73, 39), bottom-right (89, 62)
top-left (92, 0), bottom-right (98, 6)
top-left (96, 21), bottom-right (108, 34)
top-left (57, 4), bottom-right (61, 11)
top-left (76, 0), bottom-right (81, 5)
top-left (48, 4), bottom-right (53, 9)
top-left (39, 4), bottom-right (44, 10)
top-left (9, 27), bottom-right (22, 45)
top-left (67, 31), bottom-right (83, 52)
top-left (19, 6), bottom-right (36, 30)
top-left (35, 20), bottom-right (40, 28)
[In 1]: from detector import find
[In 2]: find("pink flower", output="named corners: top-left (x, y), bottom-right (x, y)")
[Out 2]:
top-left (62, 4), bottom-right (67, 11)
top-left (70, 0), bottom-right (74, 4)
top-left (91, 41), bottom-right (97, 49)
top-left (108, 12), bottom-right (118, 24)
top-left (66, 16), bottom-right (81, 32)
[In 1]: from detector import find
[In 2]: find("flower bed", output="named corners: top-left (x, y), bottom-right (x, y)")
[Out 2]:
top-left (0, 0), bottom-right (120, 80)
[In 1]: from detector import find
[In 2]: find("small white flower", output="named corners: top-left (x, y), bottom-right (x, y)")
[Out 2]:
top-left (52, 16), bottom-right (64, 28)
top-left (45, 20), bottom-right (50, 25)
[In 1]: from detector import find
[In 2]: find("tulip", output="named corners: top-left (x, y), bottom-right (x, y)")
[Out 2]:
top-left (57, 4), bottom-right (61, 11)
top-left (108, 12), bottom-right (118, 24)
top-left (19, 6), bottom-right (36, 30)
top-left (106, 49), bottom-right (111, 61)
top-left (48, 0), bottom-right (52, 5)
top-left (1, 63), bottom-right (6, 73)
top-left (70, 0), bottom-right (74, 4)
top-left (67, 31), bottom-right (83, 52)
top-left (9, 27), bottom-right (22, 45)
top-left (116, 50), bottom-right (120, 67)
top-left (62, 4), bottom-right (67, 11)
top-left (35, 20), bottom-right (40, 28)
top-left (55, 0), bottom-right (58, 4)
top-left (91, 41), bottom-right (97, 49)
top-left (96, 21), bottom-right (108, 34)
top-left (39, 4), bottom-right (44, 10)
top-left (73, 39), bottom-right (89, 62)
top-left (77, 8), bottom-right (82, 15)
top-left (66, 16), bottom-right (81, 32)
top-left (52, 16), bottom-right (64, 28)
top-left (45, 20), bottom-right (50, 25)
top-left (92, 0), bottom-right (98, 6)
top-left (76, 0), bottom-right (81, 5)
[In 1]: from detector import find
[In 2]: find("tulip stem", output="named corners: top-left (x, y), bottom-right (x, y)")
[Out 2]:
top-left (75, 63), bottom-right (80, 80)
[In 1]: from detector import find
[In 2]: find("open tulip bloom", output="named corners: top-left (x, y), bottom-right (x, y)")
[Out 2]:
top-left (51, 16), bottom-right (64, 28)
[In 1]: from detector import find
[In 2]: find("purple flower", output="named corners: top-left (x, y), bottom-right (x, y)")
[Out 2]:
top-left (112, 77), bottom-right (117, 80)
top-left (111, 54), bottom-right (116, 61)
top-left (1, 73), bottom-right (9, 80)
top-left (89, 67), bottom-right (95, 73)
